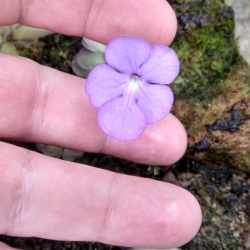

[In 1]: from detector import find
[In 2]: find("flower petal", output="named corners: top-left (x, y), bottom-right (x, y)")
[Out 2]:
top-left (105, 36), bottom-right (151, 75)
top-left (136, 81), bottom-right (174, 123)
top-left (98, 97), bottom-right (147, 141)
top-left (85, 64), bottom-right (128, 108)
top-left (139, 45), bottom-right (180, 84)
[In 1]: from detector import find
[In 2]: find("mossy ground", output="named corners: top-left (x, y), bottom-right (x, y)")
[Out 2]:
top-left (168, 1), bottom-right (250, 171)
top-left (169, 0), bottom-right (237, 105)
top-left (16, 35), bottom-right (82, 74)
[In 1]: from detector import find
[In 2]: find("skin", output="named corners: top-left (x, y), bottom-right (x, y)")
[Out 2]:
top-left (0, 0), bottom-right (202, 249)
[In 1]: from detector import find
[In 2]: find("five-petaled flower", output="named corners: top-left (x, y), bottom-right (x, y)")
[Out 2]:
top-left (85, 36), bottom-right (179, 141)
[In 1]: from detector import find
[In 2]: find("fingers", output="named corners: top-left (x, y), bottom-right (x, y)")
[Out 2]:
top-left (0, 242), bottom-right (20, 250)
top-left (0, 0), bottom-right (182, 165)
top-left (0, 142), bottom-right (201, 248)
top-left (0, 0), bottom-right (176, 45)
top-left (0, 53), bottom-right (186, 165)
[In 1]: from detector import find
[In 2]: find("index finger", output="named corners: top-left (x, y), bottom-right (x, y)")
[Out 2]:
top-left (0, 0), bottom-right (177, 45)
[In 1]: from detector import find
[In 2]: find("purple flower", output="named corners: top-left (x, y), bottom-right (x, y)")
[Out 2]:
top-left (85, 36), bottom-right (179, 141)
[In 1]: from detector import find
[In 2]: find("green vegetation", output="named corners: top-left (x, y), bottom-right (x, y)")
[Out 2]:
top-left (17, 34), bottom-right (82, 73)
top-left (170, 0), bottom-right (237, 104)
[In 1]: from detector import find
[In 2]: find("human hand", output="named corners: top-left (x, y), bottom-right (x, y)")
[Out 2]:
top-left (0, 0), bottom-right (201, 249)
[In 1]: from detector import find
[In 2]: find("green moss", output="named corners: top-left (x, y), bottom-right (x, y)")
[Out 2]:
top-left (16, 34), bottom-right (82, 73)
top-left (170, 0), bottom-right (237, 105)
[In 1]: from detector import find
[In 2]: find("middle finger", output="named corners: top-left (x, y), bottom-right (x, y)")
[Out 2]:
top-left (0, 53), bottom-right (187, 165)
top-left (0, 141), bottom-right (201, 248)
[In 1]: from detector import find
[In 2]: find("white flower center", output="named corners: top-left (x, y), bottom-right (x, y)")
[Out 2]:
top-left (118, 75), bottom-right (142, 110)
top-left (127, 75), bottom-right (141, 92)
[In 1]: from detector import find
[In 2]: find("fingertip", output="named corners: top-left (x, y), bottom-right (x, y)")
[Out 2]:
top-left (156, 0), bottom-right (177, 45)
top-left (108, 176), bottom-right (202, 248)
top-left (162, 114), bottom-right (187, 165)
top-left (86, 0), bottom-right (177, 46)
top-left (102, 114), bottom-right (187, 166)
top-left (0, 0), bottom-right (177, 47)
top-left (145, 182), bottom-right (202, 248)
top-left (172, 187), bottom-right (202, 246)
top-left (137, 113), bottom-right (187, 166)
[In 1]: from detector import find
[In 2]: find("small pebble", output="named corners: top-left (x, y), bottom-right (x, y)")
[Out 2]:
top-left (244, 232), bottom-right (250, 249)
top-left (224, 194), bottom-right (238, 207)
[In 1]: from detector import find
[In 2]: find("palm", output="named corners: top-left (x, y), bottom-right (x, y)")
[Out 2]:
top-left (0, 0), bottom-right (201, 249)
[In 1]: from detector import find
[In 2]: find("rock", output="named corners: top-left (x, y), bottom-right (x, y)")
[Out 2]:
top-left (169, 0), bottom-right (250, 172)
top-left (163, 171), bottom-right (178, 185)
top-left (223, 194), bottom-right (238, 208)
top-left (225, 0), bottom-right (250, 66)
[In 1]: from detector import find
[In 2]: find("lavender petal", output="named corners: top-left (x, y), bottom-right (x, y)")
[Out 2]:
top-left (136, 81), bottom-right (174, 123)
top-left (85, 64), bottom-right (128, 108)
top-left (105, 36), bottom-right (151, 75)
top-left (139, 45), bottom-right (180, 84)
top-left (98, 97), bottom-right (147, 141)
